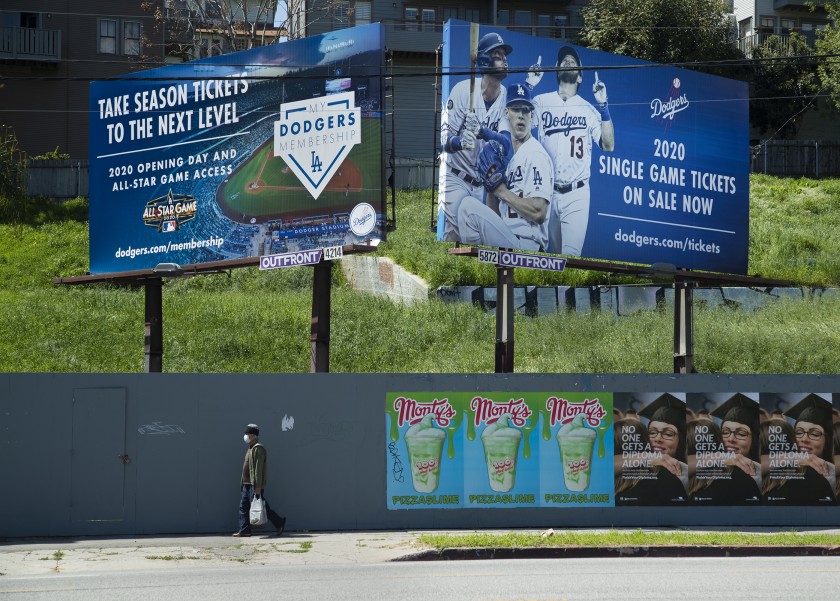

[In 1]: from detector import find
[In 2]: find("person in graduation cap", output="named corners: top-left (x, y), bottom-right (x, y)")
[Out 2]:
top-left (786, 394), bottom-right (836, 495)
top-left (711, 393), bottom-right (762, 490)
top-left (613, 416), bottom-right (687, 506)
top-left (833, 421), bottom-right (840, 499)
top-left (638, 393), bottom-right (688, 493)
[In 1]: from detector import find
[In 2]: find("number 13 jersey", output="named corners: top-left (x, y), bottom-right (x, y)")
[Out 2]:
top-left (533, 91), bottom-right (603, 186)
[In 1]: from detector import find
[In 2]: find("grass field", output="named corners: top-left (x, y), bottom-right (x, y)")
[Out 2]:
top-left (3, 176), bottom-right (840, 373)
top-left (219, 118), bottom-right (382, 221)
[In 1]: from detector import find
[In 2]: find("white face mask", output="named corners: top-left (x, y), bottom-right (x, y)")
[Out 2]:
top-left (244, 434), bottom-right (250, 443)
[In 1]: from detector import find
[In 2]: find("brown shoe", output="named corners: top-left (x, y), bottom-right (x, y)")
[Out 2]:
top-left (232, 531), bottom-right (252, 537)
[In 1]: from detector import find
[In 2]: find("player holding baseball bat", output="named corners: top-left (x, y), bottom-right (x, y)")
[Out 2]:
top-left (437, 29), bottom-right (512, 242)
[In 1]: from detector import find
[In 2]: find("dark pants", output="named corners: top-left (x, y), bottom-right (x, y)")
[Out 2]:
top-left (237, 484), bottom-right (285, 534)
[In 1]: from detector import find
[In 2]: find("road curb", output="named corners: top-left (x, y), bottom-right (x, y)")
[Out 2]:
top-left (393, 545), bottom-right (840, 561)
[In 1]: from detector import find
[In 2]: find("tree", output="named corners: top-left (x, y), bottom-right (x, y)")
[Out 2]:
top-left (748, 34), bottom-right (820, 137)
top-left (141, 1), bottom-right (349, 62)
top-left (815, 0), bottom-right (840, 111)
top-left (580, 0), bottom-right (743, 75)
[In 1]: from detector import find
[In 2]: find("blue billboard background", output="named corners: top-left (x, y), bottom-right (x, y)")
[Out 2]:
top-left (89, 24), bottom-right (385, 274)
top-left (439, 20), bottom-right (750, 274)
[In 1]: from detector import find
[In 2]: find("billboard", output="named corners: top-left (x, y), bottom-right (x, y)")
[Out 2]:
top-left (387, 391), bottom-right (839, 509)
top-left (89, 24), bottom-right (385, 274)
top-left (438, 20), bottom-right (750, 274)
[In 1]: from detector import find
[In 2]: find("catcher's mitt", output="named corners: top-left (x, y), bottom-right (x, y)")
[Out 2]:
top-left (477, 140), bottom-right (509, 192)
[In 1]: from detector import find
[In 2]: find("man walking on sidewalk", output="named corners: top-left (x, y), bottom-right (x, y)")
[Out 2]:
top-left (234, 423), bottom-right (286, 537)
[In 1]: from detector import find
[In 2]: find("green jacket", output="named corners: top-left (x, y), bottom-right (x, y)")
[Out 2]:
top-left (243, 443), bottom-right (268, 489)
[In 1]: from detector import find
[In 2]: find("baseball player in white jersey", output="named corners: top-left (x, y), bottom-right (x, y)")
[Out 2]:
top-left (458, 83), bottom-right (554, 252)
top-left (437, 32), bottom-right (511, 242)
top-left (528, 46), bottom-right (615, 256)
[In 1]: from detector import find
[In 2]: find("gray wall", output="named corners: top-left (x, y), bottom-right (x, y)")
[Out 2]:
top-left (2, 372), bottom-right (838, 538)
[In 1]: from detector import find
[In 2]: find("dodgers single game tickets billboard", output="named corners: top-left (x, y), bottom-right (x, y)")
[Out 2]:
top-left (438, 20), bottom-right (750, 274)
top-left (89, 24), bottom-right (385, 274)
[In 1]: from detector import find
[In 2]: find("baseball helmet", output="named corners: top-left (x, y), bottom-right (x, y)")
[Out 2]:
top-left (476, 32), bottom-right (513, 71)
top-left (506, 83), bottom-right (534, 110)
top-left (556, 45), bottom-right (581, 83)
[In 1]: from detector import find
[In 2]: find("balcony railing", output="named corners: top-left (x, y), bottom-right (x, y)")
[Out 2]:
top-left (0, 27), bottom-right (61, 61)
top-left (738, 30), bottom-right (817, 57)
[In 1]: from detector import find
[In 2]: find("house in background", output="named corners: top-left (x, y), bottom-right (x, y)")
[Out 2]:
top-left (734, 0), bottom-right (831, 56)
top-left (0, 2), bottom-right (163, 159)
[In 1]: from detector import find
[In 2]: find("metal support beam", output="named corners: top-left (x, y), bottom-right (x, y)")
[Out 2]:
top-left (495, 265), bottom-right (515, 373)
top-left (310, 260), bottom-right (333, 373)
top-left (144, 278), bottom-right (163, 373)
top-left (673, 282), bottom-right (695, 374)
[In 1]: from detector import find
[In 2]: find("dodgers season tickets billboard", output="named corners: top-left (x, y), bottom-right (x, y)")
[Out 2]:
top-left (89, 24), bottom-right (385, 274)
top-left (388, 392), bottom-right (839, 509)
top-left (438, 20), bottom-right (749, 274)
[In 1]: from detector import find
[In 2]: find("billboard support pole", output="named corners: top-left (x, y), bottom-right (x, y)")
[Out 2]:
top-left (310, 260), bottom-right (333, 373)
top-left (144, 278), bottom-right (163, 373)
top-left (495, 264), bottom-right (514, 373)
top-left (673, 282), bottom-right (695, 374)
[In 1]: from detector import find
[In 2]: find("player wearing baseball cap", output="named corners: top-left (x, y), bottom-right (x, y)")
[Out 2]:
top-left (527, 45), bottom-right (616, 256)
top-left (437, 32), bottom-right (512, 242)
top-left (457, 83), bottom-right (554, 252)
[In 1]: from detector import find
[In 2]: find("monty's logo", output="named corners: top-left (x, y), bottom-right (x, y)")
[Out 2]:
top-left (651, 77), bottom-right (689, 130)
top-left (274, 90), bottom-right (361, 200)
top-left (142, 189), bottom-right (197, 232)
top-left (471, 396), bottom-right (533, 428)
top-left (392, 396), bottom-right (456, 428)
top-left (546, 397), bottom-right (607, 427)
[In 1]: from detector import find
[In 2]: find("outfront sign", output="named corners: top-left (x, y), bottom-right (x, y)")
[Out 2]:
top-left (89, 24), bottom-right (385, 274)
top-left (438, 20), bottom-right (750, 274)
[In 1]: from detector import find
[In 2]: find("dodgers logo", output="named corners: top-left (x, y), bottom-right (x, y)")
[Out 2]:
top-left (273, 91), bottom-right (361, 200)
top-left (651, 77), bottom-right (689, 130)
top-left (349, 202), bottom-right (377, 237)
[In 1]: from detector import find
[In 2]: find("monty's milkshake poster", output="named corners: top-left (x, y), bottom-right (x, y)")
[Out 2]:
top-left (386, 392), bottom-right (614, 509)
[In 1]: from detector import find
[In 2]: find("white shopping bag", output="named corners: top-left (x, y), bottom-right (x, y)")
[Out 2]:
top-left (249, 495), bottom-right (267, 526)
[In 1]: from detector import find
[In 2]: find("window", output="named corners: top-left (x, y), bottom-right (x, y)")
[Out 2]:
top-left (497, 10), bottom-right (509, 25)
top-left (355, 1), bottom-right (371, 26)
top-left (332, 1), bottom-right (350, 30)
top-left (739, 17), bottom-right (751, 39)
top-left (421, 8), bottom-right (435, 31)
top-left (99, 19), bottom-right (117, 54)
top-left (99, 18), bottom-right (142, 55)
top-left (464, 8), bottom-right (479, 23)
top-left (515, 10), bottom-right (531, 26)
top-left (20, 12), bottom-right (39, 28)
top-left (442, 8), bottom-right (458, 22)
top-left (536, 14), bottom-right (554, 38)
top-left (405, 7), bottom-right (418, 31)
top-left (123, 21), bottom-right (141, 56)
top-left (759, 16), bottom-right (775, 31)
top-left (780, 18), bottom-right (795, 32)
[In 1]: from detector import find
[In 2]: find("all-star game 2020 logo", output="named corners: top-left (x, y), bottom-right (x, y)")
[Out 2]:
top-left (142, 189), bottom-right (198, 232)
top-left (273, 90), bottom-right (361, 200)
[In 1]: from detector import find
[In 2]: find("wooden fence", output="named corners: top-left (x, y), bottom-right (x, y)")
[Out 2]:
top-left (751, 140), bottom-right (840, 178)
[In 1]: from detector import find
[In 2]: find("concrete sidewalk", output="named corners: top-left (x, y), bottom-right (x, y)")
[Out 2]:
top-left (2, 529), bottom-right (839, 577)
top-left (0, 531), bottom-right (420, 576)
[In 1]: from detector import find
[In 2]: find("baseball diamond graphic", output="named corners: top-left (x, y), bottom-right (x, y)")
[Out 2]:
top-left (217, 119), bottom-right (378, 224)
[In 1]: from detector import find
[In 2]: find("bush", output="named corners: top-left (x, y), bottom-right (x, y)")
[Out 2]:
top-left (0, 125), bottom-right (27, 221)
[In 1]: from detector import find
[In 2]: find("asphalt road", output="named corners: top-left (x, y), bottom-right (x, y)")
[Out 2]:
top-left (2, 556), bottom-right (839, 600)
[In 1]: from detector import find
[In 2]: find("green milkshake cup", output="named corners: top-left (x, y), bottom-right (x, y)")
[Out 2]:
top-left (481, 413), bottom-right (523, 492)
top-left (404, 414), bottom-right (446, 493)
top-left (556, 414), bottom-right (596, 492)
